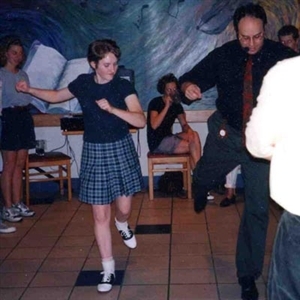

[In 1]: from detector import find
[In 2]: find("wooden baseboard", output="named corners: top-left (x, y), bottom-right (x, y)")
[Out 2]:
top-left (32, 110), bottom-right (215, 127)
top-left (33, 114), bottom-right (63, 127)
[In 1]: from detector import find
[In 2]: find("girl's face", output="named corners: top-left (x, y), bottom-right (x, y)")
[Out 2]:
top-left (93, 52), bottom-right (118, 84)
top-left (5, 44), bottom-right (24, 68)
top-left (164, 82), bottom-right (177, 96)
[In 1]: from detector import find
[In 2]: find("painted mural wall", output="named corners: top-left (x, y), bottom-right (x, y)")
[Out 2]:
top-left (0, 0), bottom-right (299, 113)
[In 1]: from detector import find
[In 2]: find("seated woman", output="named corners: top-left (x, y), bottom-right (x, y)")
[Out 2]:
top-left (147, 73), bottom-right (201, 170)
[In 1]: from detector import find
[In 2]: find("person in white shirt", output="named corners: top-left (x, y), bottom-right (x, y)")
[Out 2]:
top-left (246, 55), bottom-right (300, 300)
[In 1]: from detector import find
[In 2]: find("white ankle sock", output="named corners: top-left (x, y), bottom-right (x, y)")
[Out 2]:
top-left (102, 258), bottom-right (115, 274)
top-left (115, 218), bottom-right (128, 231)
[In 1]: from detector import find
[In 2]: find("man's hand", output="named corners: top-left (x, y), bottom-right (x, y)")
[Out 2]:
top-left (183, 83), bottom-right (202, 100)
top-left (185, 84), bottom-right (201, 100)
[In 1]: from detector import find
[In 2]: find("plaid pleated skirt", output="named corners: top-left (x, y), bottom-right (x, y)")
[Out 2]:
top-left (79, 134), bottom-right (144, 205)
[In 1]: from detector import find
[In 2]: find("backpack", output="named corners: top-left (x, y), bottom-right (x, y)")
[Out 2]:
top-left (157, 171), bottom-right (184, 196)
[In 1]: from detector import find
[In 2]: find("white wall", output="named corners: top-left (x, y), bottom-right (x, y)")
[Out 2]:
top-left (32, 122), bottom-right (209, 178)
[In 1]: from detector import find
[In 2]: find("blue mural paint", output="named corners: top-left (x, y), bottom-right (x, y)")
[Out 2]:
top-left (0, 0), bottom-right (299, 113)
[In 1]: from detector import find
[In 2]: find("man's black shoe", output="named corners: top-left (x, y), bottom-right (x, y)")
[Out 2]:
top-left (192, 183), bottom-right (208, 213)
top-left (219, 195), bottom-right (236, 207)
top-left (238, 276), bottom-right (259, 300)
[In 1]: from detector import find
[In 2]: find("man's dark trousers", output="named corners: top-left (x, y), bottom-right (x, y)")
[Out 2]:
top-left (193, 111), bottom-right (270, 279)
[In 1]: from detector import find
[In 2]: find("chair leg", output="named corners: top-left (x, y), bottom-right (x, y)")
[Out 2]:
top-left (148, 159), bottom-right (154, 200)
top-left (187, 161), bottom-right (192, 199)
top-left (67, 161), bottom-right (72, 201)
top-left (59, 166), bottom-right (64, 196)
top-left (183, 163), bottom-right (188, 191)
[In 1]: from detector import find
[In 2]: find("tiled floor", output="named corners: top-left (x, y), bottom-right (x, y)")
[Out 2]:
top-left (0, 190), bottom-right (282, 300)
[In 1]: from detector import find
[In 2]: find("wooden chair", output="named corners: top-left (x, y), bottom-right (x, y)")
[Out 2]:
top-left (147, 152), bottom-right (192, 200)
top-left (24, 152), bottom-right (72, 205)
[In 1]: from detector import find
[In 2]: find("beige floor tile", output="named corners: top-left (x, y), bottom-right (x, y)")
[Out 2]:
top-left (172, 210), bottom-right (206, 224)
top-left (32, 218), bottom-right (70, 227)
top-left (0, 236), bottom-right (23, 248)
top-left (139, 208), bottom-right (171, 218)
top-left (0, 272), bottom-right (36, 288)
top-left (7, 226), bottom-right (30, 237)
top-left (70, 211), bottom-right (93, 223)
top-left (40, 257), bottom-right (85, 271)
top-left (0, 287), bottom-right (25, 300)
top-left (40, 210), bottom-right (75, 221)
top-left (206, 212), bottom-right (241, 224)
top-left (119, 285), bottom-right (168, 300)
top-left (172, 198), bottom-right (194, 209)
top-left (210, 241), bottom-right (237, 255)
top-left (48, 200), bottom-right (81, 211)
top-left (129, 243), bottom-right (169, 257)
top-left (213, 255), bottom-right (236, 269)
top-left (0, 258), bottom-right (43, 273)
top-left (171, 243), bottom-right (211, 256)
top-left (15, 218), bottom-right (37, 228)
top-left (20, 286), bottom-right (72, 300)
top-left (0, 247), bottom-right (13, 259)
top-left (30, 271), bottom-right (79, 287)
top-left (123, 269), bottom-right (169, 285)
top-left (170, 268), bottom-right (216, 284)
top-left (208, 223), bottom-right (239, 234)
top-left (48, 246), bottom-right (90, 258)
top-left (56, 235), bottom-right (94, 247)
top-left (142, 198), bottom-right (172, 209)
top-left (127, 255), bottom-right (169, 270)
top-left (209, 230), bottom-right (238, 243)
top-left (172, 223), bottom-right (207, 233)
top-left (62, 223), bottom-right (94, 236)
top-left (7, 247), bottom-right (51, 260)
top-left (136, 234), bottom-right (171, 245)
top-left (172, 231), bottom-right (209, 244)
top-left (169, 284), bottom-right (219, 300)
top-left (138, 215), bottom-right (171, 225)
top-left (215, 266), bottom-right (238, 283)
top-left (18, 236), bottom-right (58, 248)
top-left (218, 283), bottom-right (242, 300)
top-left (206, 201), bottom-right (221, 209)
top-left (82, 257), bottom-right (102, 270)
top-left (70, 286), bottom-right (120, 300)
top-left (171, 255), bottom-right (213, 269)
top-left (77, 202), bottom-right (92, 211)
top-left (26, 225), bottom-right (65, 237)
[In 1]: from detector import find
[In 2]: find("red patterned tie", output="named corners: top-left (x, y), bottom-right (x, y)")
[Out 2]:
top-left (242, 55), bottom-right (253, 144)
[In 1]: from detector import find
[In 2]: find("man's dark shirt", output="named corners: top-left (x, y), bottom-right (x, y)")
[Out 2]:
top-left (147, 96), bottom-right (184, 152)
top-left (179, 39), bottom-right (296, 132)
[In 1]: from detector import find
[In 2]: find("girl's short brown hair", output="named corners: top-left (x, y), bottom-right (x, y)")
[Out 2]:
top-left (87, 39), bottom-right (121, 64)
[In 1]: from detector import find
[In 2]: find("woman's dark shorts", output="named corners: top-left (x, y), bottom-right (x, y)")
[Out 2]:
top-left (1, 107), bottom-right (36, 151)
